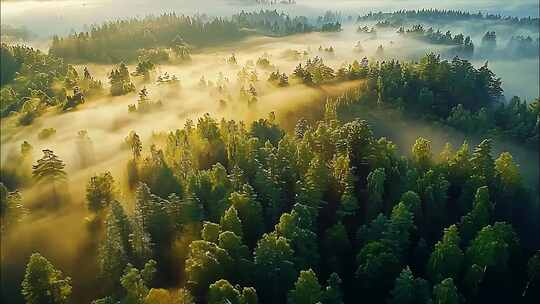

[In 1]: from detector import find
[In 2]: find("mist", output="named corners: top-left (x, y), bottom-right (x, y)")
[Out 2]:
top-left (1, 0), bottom-right (539, 37)
top-left (1, 1), bottom-right (539, 303)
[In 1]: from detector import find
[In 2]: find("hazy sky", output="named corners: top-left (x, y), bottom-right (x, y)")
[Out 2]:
top-left (1, 0), bottom-right (539, 37)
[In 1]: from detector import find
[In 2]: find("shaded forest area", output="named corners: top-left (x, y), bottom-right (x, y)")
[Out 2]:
top-left (48, 11), bottom-right (341, 63)
top-left (2, 106), bottom-right (539, 303)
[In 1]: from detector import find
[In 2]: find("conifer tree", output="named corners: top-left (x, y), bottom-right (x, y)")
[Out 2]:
top-left (22, 253), bottom-right (72, 304)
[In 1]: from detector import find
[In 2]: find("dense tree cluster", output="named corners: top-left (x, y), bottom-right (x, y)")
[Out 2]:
top-left (49, 11), bottom-right (338, 63)
top-left (266, 53), bottom-right (537, 146)
top-left (232, 10), bottom-right (314, 36)
top-left (504, 35), bottom-right (540, 58)
top-left (358, 9), bottom-right (540, 29)
top-left (50, 14), bottom-right (245, 63)
top-left (321, 22), bottom-right (342, 32)
top-left (397, 25), bottom-right (474, 57)
top-left (0, 44), bottom-right (102, 121)
top-left (332, 54), bottom-right (537, 146)
top-left (12, 107), bottom-right (537, 303)
top-left (480, 31), bottom-right (497, 51)
top-left (109, 63), bottom-right (136, 96)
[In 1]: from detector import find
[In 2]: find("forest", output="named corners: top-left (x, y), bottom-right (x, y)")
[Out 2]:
top-left (0, 2), bottom-right (539, 304)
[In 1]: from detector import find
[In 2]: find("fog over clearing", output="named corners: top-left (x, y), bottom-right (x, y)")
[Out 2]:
top-left (1, 1), bottom-right (539, 304)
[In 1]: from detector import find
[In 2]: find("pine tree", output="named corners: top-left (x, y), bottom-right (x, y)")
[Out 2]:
top-left (21, 253), bottom-right (72, 304)
top-left (432, 278), bottom-right (460, 304)
top-left (288, 269), bottom-right (322, 304)
top-left (322, 273), bottom-right (343, 304)
top-left (427, 225), bottom-right (464, 283)
top-left (459, 186), bottom-right (492, 244)
top-left (32, 149), bottom-right (66, 185)
top-left (220, 206), bottom-right (243, 239)
top-left (86, 172), bottom-right (116, 213)
top-left (389, 267), bottom-right (415, 304)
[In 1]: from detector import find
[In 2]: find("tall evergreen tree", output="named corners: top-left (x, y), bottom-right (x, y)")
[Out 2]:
top-left (21, 253), bottom-right (72, 304)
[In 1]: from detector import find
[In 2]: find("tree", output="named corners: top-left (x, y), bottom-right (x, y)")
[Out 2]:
top-left (470, 139), bottom-right (494, 182)
top-left (126, 131), bottom-right (143, 159)
top-left (86, 172), bottom-right (116, 213)
top-left (432, 278), bottom-right (459, 304)
top-left (229, 186), bottom-right (264, 247)
top-left (120, 260), bottom-right (156, 304)
top-left (356, 240), bottom-right (401, 293)
top-left (288, 269), bottom-right (322, 304)
top-left (220, 206), bottom-right (243, 239)
top-left (241, 287), bottom-right (258, 304)
top-left (321, 273), bottom-right (343, 304)
top-left (427, 225), bottom-right (464, 283)
top-left (366, 168), bottom-right (386, 221)
top-left (185, 240), bottom-right (232, 298)
top-left (145, 288), bottom-right (194, 304)
top-left (21, 253), bottom-right (72, 304)
top-left (76, 130), bottom-right (95, 169)
top-left (465, 222), bottom-right (519, 272)
top-left (494, 152), bottom-right (521, 189)
top-left (523, 251), bottom-right (540, 297)
top-left (276, 211), bottom-right (320, 270)
top-left (0, 183), bottom-right (26, 230)
top-left (218, 231), bottom-right (249, 261)
top-left (32, 149), bottom-right (66, 185)
top-left (389, 267), bottom-right (415, 304)
top-left (202, 221), bottom-right (221, 243)
top-left (254, 233), bottom-right (296, 303)
top-left (386, 202), bottom-right (415, 256)
top-left (208, 279), bottom-right (242, 304)
top-left (99, 202), bottom-right (130, 288)
top-left (322, 222), bottom-right (351, 275)
top-left (412, 137), bottom-right (432, 171)
top-left (399, 191), bottom-right (421, 219)
top-left (459, 186), bottom-right (492, 244)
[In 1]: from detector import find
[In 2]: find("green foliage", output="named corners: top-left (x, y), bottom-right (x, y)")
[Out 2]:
top-left (254, 233), bottom-right (297, 303)
top-left (220, 206), bottom-right (244, 239)
top-left (427, 225), bottom-right (464, 283)
top-left (322, 222), bottom-right (351, 275)
top-left (366, 168), bottom-right (386, 220)
top-left (399, 24), bottom-right (474, 57)
top-left (144, 288), bottom-right (194, 304)
top-left (412, 137), bottom-right (432, 171)
top-left (208, 279), bottom-right (242, 304)
top-left (321, 273), bottom-right (343, 304)
top-left (0, 44), bottom-right (102, 119)
top-left (356, 240), bottom-right (401, 292)
top-left (120, 260), bottom-right (156, 304)
top-left (229, 185), bottom-right (264, 247)
top-left (276, 210), bottom-right (320, 270)
top-left (432, 278), bottom-right (460, 304)
top-left (202, 221), bottom-right (221, 243)
top-left (389, 266), bottom-right (431, 304)
top-left (99, 202), bottom-right (131, 287)
top-left (86, 172), bottom-right (116, 213)
top-left (0, 183), bottom-right (26, 230)
top-left (465, 222), bottom-right (519, 271)
top-left (109, 63), bottom-right (135, 96)
top-left (288, 269), bottom-right (322, 304)
top-left (4, 100), bottom-right (535, 304)
top-left (185, 240), bottom-right (233, 298)
top-left (459, 186), bottom-right (492, 244)
top-left (21, 253), bottom-right (72, 304)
